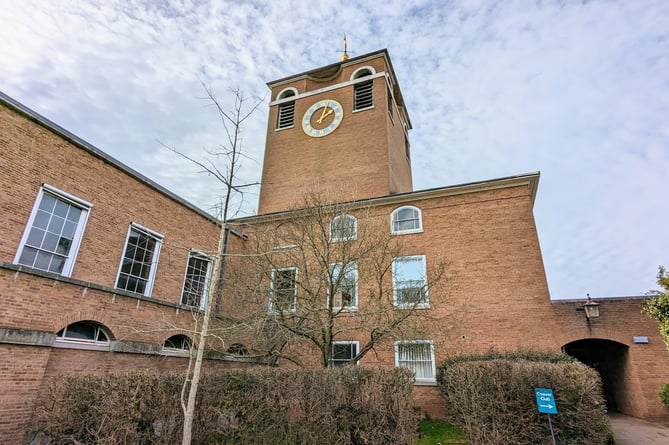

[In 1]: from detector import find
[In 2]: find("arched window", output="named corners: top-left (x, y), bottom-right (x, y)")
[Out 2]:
top-left (227, 343), bottom-right (248, 356)
top-left (330, 214), bottom-right (357, 241)
top-left (54, 321), bottom-right (111, 350)
top-left (352, 67), bottom-right (374, 111)
top-left (163, 334), bottom-right (192, 356)
top-left (391, 206), bottom-right (423, 235)
top-left (276, 88), bottom-right (297, 130)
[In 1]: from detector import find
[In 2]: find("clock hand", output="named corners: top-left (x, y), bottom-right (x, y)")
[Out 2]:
top-left (317, 101), bottom-right (330, 124)
top-left (320, 108), bottom-right (333, 121)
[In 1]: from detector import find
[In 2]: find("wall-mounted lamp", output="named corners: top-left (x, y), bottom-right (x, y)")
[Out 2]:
top-left (583, 294), bottom-right (600, 320)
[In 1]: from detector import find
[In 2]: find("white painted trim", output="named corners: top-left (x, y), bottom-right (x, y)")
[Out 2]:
top-left (269, 72), bottom-right (386, 106)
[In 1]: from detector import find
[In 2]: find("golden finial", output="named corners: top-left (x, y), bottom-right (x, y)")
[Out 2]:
top-left (342, 33), bottom-right (349, 61)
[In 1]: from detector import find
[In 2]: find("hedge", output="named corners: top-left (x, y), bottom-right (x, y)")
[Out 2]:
top-left (438, 352), bottom-right (612, 445)
top-left (28, 367), bottom-right (418, 444)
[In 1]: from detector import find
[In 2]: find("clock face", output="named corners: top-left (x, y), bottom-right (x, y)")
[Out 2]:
top-left (302, 99), bottom-right (344, 138)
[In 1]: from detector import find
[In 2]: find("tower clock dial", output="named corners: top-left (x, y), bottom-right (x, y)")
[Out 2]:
top-left (302, 99), bottom-right (344, 137)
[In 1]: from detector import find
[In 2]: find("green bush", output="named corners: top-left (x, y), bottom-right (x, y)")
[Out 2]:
top-left (29, 367), bottom-right (418, 444)
top-left (438, 352), bottom-right (611, 445)
top-left (659, 382), bottom-right (669, 409)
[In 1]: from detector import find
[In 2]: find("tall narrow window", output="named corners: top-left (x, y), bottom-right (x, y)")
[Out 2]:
top-left (181, 251), bottom-right (211, 309)
top-left (329, 214), bottom-right (357, 242)
top-left (391, 206), bottom-right (422, 235)
top-left (395, 340), bottom-right (435, 383)
top-left (330, 341), bottom-right (359, 367)
top-left (354, 80), bottom-right (374, 110)
top-left (392, 255), bottom-right (428, 307)
top-left (115, 224), bottom-right (163, 296)
top-left (330, 262), bottom-right (358, 310)
top-left (15, 185), bottom-right (91, 276)
top-left (276, 88), bottom-right (296, 129)
top-left (270, 267), bottom-right (298, 313)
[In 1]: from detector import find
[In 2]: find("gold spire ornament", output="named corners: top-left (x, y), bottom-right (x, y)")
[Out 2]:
top-left (342, 34), bottom-right (349, 61)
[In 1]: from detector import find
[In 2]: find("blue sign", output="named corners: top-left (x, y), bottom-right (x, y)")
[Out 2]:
top-left (535, 388), bottom-right (558, 414)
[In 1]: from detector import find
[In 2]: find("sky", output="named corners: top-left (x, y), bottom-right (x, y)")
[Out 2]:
top-left (0, 0), bottom-right (667, 300)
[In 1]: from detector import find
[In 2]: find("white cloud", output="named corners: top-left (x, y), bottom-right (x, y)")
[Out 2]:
top-left (0, 0), bottom-right (667, 299)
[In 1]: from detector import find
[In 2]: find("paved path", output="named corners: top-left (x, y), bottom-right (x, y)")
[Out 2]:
top-left (608, 413), bottom-right (669, 444)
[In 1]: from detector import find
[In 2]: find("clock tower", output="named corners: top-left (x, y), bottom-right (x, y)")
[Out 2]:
top-left (257, 49), bottom-right (413, 214)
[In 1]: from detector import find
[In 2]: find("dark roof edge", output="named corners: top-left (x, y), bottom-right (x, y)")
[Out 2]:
top-left (232, 171), bottom-right (541, 223)
top-left (267, 48), bottom-right (390, 87)
top-left (0, 91), bottom-right (219, 225)
top-left (552, 295), bottom-right (649, 304)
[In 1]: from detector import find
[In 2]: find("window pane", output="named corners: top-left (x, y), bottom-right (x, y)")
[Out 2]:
top-left (34, 251), bottom-right (52, 270)
top-left (48, 255), bottom-right (65, 273)
top-left (66, 206), bottom-right (82, 223)
top-left (397, 342), bottom-right (434, 380)
top-left (26, 228), bottom-right (45, 247)
top-left (53, 200), bottom-right (69, 218)
top-left (43, 232), bottom-right (59, 251)
top-left (331, 343), bottom-right (357, 367)
top-left (116, 228), bottom-right (160, 295)
top-left (38, 194), bottom-right (56, 212)
top-left (18, 247), bottom-right (37, 266)
top-left (393, 256), bottom-right (427, 305)
top-left (33, 210), bottom-right (50, 229)
top-left (18, 190), bottom-right (88, 275)
top-left (181, 254), bottom-right (210, 307)
top-left (272, 269), bottom-right (296, 311)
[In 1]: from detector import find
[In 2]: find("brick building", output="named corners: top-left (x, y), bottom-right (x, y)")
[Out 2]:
top-left (1, 48), bottom-right (667, 443)
top-left (0, 92), bottom-right (254, 444)
top-left (232, 48), bottom-right (669, 422)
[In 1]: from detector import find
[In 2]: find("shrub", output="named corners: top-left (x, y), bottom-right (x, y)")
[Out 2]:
top-left (29, 367), bottom-right (418, 444)
top-left (659, 382), bottom-right (669, 409)
top-left (438, 352), bottom-right (611, 445)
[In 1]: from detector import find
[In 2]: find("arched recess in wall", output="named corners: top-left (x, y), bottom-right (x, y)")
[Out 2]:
top-left (227, 343), bottom-right (248, 356)
top-left (350, 66), bottom-right (376, 80)
top-left (563, 338), bottom-right (629, 413)
top-left (53, 320), bottom-right (113, 351)
top-left (162, 334), bottom-right (192, 357)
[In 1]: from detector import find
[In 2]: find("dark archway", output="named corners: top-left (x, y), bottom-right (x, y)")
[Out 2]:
top-left (563, 339), bottom-right (628, 412)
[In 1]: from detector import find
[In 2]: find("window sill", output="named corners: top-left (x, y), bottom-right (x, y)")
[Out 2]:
top-left (352, 106), bottom-right (374, 113)
top-left (333, 306), bottom-right (358, 313)
top-left (414, 380), bottom-right (437, 387)
top-left (394, 303), bottom-right (430, 310)
top-left (275, 125), bottom-right (294, 132)
top-left (53, 339), bottom-right (112, 352)
top-left (391, 228), bottom-right (424, 236)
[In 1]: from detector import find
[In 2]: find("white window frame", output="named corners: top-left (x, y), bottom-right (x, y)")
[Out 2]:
top-left (390, 205), bottom-right (423, 235)
top-left (329, 214), bottom-right (357, 242)
top-left (330, 341), bottom-right (360, 367)
top-left (180, 250), bottom-right (212, 310)
top-left (53, 321), bottom-right (112, 351)
top-left (394, 340), bottom-right (436, 384)
top-left (392, 255), bottom-right (429, 308)
top-left (350, 66), bottom-right (376, 80)
top-left (269, 267), bottom-right (298, 313)
top-left (14, 184), bottom-right (92, 277)
top-left (162, 334), bottom-right (192, 357)
top-left (115, 223), bottom-right (163, 297)
top-left (276, 87), bottom-right (297, 130)
top-left (329, 262), bottom-right (358, 311)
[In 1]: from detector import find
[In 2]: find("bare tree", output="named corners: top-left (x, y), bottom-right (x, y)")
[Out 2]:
top-left (165, 82), bottom-right (262, 445)
top-left (221, 191), bottom-right (447, 368)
